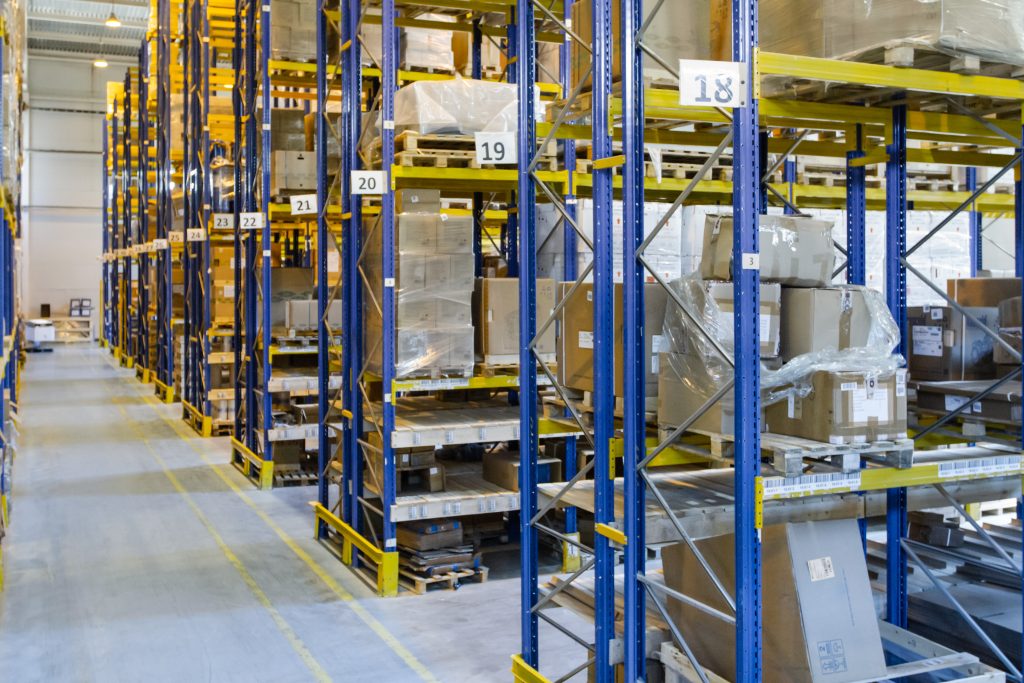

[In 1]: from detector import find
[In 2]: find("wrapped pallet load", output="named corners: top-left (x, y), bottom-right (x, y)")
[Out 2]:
top-left (659, 214), bottom-right (908, 445)
top-left (392, 76), bottom-right (518, 135)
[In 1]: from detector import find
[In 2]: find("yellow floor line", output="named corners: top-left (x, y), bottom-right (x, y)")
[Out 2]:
top-left (135, 393), bottom-right (439, 683)
top-left (113, 403), bottom-right (332, 683)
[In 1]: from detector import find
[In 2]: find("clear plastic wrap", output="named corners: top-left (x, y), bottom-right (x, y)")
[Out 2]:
top-left (270, 0), bottom-right (317, 62)
top-left (363, 198), bottom-right (476, 378)
top-left (393, 76), bottom-right (518, 134)
top-left (762, 0), bottom-right (1024, 65)
top-left (400, 12), bottom-right (455, 71)
top-left (659, 276), bottom-right (903, 431)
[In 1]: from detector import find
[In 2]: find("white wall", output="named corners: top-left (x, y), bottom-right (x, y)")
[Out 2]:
top-left (22, 55), bottom-right (129, 332)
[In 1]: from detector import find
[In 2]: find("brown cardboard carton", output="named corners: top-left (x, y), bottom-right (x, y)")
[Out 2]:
top-left (662, 520), bottom-right (887, 683)
top-left (995, 296), bottom-right (1023, 365)
top-left (700, 214), bottom-right (834, 287)
top-left (559, 282), bottom-right (668, 396)
top-left (907, 305), bottom-right (998, 381)
top-left (482, 449), bottom-right (562, 492)
top-left (270, 150), bottom-right (316, 193)
top-left (699, 281), bottom-right (782, 358)
top-left (474, 278), bottom-right (556, 362)
top-left (947, 277), bottom-right (1022, 307)
top-left (765, 369), bottom-right (908, 444)
top-left (657, 352), bottom-right (739, 434)
top-left (395, 188), bottom-right (441, 214)
top-left (396, 519), bottom-right (463, 551)
top-left (780, 287), bottom-right (874, 361)
top-left (915, 380), bottom-right (1022, 425)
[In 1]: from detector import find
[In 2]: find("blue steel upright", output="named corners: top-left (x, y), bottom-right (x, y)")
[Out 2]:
top-left (592, 0), bottom-right (615, 679)
top-left (155, 0), bottom-right (174, 394)
top-left (885, 103), bottom-right (909, 629)
top-left (621, 0), bottom-right (646, 678)
top-left (138, 48), bottom-right (151, 375)
top-left (967, 167), bottom-right (982, 276)
top-left (733, 0), bottom-right (763, 678)
top-left (516, 0), bottom-right (539, 667)
top-left (846, 124), bottom-right (866, 286)
top-left (314, 0), bottom-right (330, 537)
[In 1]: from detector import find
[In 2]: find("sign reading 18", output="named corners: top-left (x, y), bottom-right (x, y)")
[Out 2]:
top-left (692, 74), bottom-right (735, 105)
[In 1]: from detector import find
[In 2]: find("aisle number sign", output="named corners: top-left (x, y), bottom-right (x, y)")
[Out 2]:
top-left (168, 231), bottom-right (185, 244)
top-left (351, 170), bottom-right (385, 195)
top-left (290, 194), bottom-right (317, 215)
top-left (186, 228), bottom-right (208, 242)
top-left (678, 60), bottom-right (747, 109)
top-left (212, 213), bottom-right (234, 230)
top-left (239, 212), bottom-right (266, 230)
top-left (474, 132), bottom-right (517, 165)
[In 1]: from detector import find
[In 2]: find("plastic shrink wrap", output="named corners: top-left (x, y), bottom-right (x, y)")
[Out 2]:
top-left (393, 76), bottom-right (521, 134)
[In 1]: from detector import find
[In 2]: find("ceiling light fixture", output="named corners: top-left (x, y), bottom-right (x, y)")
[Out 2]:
top-left (94, 56), bottom-right (109, 68)
top-left (104, 10), bottom-right (121, 27)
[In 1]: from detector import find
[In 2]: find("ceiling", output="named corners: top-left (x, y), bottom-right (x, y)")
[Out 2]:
top-left (28, 0), bottom-right (149, 62)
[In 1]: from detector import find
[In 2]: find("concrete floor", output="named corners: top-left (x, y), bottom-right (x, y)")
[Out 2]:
top-left (0, 346), bottom-right (583, 682)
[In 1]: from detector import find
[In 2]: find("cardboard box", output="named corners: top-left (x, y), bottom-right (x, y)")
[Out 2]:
top-left (915, 380), bottom-right (1022, 425)
top-left (995, 296), bottom-right (1023, 365)
top-left (559, 282), bottom-right (668, 397)
top-left (663, 519), bottom-right (888, 683)
top-left (270, 150), bottom-right (316, 193)
top-left (947, 277), bottom-right (1022, 307)
top-left (474, 278), bottom-right (556, 362)
top-left (907, 305), bottom-right (998, 381)
top-left (780, 287), bottom-right (875, 361)
top-left (765, 369), bottom-right (908, 444)
top-left (270, 108), bottom-right (307, 151)
top-left (395, 188), bottom-right (441, 214)
top-left (367, 457), bottom-right (445, 494)
top-left (365, 320), bottom-right (475, 378)
top-left (396, 519), bottom-right (463, 551)
top-left (657, 352), bottom-right (740, 435)
top-left (702, 281), bottom-right (782, 358)
top-left (482, 449), bottom-right (562, 492)
top-left (271, 268), bottom-right (315, 325)
top-left (700, 214), bottom-right (834, 286)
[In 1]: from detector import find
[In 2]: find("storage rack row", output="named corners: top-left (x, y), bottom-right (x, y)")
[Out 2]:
top-left (309, 0), bottom-right (580, 595)
top-left (0, 0), bottom-right (24, 589)
top-left (501, 3), bottom-right (1024, 683)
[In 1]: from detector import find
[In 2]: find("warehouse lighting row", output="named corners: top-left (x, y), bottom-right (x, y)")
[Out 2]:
top-left (95, 2), bottom-right (122, 68)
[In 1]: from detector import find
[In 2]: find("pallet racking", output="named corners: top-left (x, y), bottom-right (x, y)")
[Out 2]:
top-left (311, 1), bottom-right (575, 595)
top-left (510, 1), bottom-right (1024, 681)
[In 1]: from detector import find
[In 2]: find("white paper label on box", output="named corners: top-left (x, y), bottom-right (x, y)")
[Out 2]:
top-left (578, 330), bottom-right (594, 349)
top-left (912, 325), bottom-right (943, 358)
top-left (931, 308), bottom-right (944, 321)
top-left (787, 394), bottom-right (802, 420)
top-left (840, 382), bottom-right (858, 392)
top-left (352, 170), bottom-right (385, 195)
top-left (943, 329), bottom-right (955, 347)
top-left (651, 353), bottom-right (659, 374)
top-left (474, 131), bottom-right (518, 165)
top-left (895, 369), bottom-right (907, 398)
top-left (327, 250), bottom-right (341, 274)
top-left (678, 59), bottom-right (748, 108)
top-left (223, 285), bottom-right (235, 298)
top-left (290, 194), bottom-right (317, 215)
top-left (851, 388), bottom-right (889, 423)
top-left (239, 212), bottom-right (265, 230)
top-left (807, 556), bottom-right (835, 582)
top-left (212, 213), bottom-right (234, 230)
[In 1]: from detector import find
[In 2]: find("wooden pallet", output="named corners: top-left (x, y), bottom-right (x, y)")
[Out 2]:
top-left (399, 565), bottom-right (488, 595)
top-left (478, 353), bottom-right (557, 369)
top-left (273, 469), bottom-right (318, 487)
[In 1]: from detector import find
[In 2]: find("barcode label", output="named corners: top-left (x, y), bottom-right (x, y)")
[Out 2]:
top-left (762, 471), bottom-right (861, 498)
top-left (938, 455), bottom-right (1021, 479)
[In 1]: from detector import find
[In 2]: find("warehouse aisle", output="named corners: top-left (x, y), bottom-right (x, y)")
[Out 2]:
top-left (0, 346), bottom-right (580, 682)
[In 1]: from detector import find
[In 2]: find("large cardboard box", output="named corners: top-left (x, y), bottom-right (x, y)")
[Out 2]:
top-left (474, 278), bottom-right (556, 363)
top-left (907, 305), bottom-right (998, 381)
top-left (915, 380), bottom-right (1022, 425)
top-left (482, 449), bottom-right (562, 492)
top-left (780, 287), bottom-right (875, 361)
top-left (396, 519), bottom-right (462, 551)
top-left (765, 369), bottom-right (908, 444)
top-left (663, 519), bottom-right (888, 683)
top-left (270, 108), bottom-right (307, 151)
top-left (947, 277), bottom-right (1022, 307)
top-left (700, 214), bottom-right (834, 286)
top-left (701, 281), bottom-right (782, 358)
top-left (559, 282), bottom-right (668, 397)
top-left (270, 150), bottom-right (316, 193)
top-left (995, 296), bottom-right (1023, 365)
top-left (657, 351), bottom-right (740, 435)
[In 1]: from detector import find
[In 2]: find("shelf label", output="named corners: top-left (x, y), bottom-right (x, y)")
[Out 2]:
top-left (186, 228), bottom-right (207, 242)
top-left (351, 170), bottom-right (385, 195)
top-left (168, 231), bottom-right (185, 244)
top-left (290, 194), bottom-right (317, 215)
top-left (761, 471), bottom-right (861, 499)
top-left (474, 132), bottom-right (517, 165)
top-left (938, 455), bottom-right (1021, 479)
top-left (153, 238), bottom-right (169, 250)
top-left (678, 59), bottom-right (748, 109)
top-left (211, 212), bottom-right (234, 230)
top-left (239, 212), bottom-right (266, 230)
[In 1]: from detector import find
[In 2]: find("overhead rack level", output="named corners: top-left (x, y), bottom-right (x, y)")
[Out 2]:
top-left (508, 2), bottom-right (1024, 683)
top-left (229, 0), bottom-right (342, 489)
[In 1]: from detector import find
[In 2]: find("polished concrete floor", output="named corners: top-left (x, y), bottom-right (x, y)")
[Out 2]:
top-left (0, 346), bottom-right (582, 682)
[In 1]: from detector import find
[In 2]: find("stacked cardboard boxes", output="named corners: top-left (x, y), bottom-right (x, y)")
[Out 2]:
top-left (474, 278), bottom-right (556, 365)
top-left (270, 109), bottom-right (316, 195)
top-left (995, 296), bottom-right (1023, 369)
top-left (270, 0), bottom-right (316, 62)
top-left (364, 189), bottom-right (475, 379)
